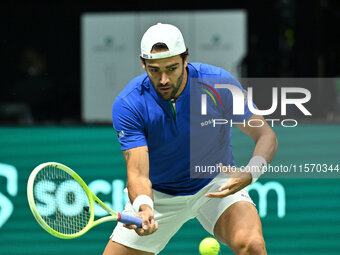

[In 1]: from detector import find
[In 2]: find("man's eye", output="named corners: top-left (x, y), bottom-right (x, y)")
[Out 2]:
top-left (169, 67), bottom-right (177, 72)
top-left (150, 69), bottom-right (158, 73)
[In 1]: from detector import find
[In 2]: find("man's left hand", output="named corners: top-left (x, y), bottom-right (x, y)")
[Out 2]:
top-left (205, 163), bottom-right (252, 198)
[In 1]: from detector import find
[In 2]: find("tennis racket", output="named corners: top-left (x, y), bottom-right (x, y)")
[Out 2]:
top-left (27, 162), bottom-right (142, 239)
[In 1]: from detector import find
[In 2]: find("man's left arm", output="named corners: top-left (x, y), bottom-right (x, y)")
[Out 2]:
top-left (205, 114), bottom-right (278, 198)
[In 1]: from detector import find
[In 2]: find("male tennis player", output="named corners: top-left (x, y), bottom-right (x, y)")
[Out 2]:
top-left (104, 23), bottom-right (278, 255)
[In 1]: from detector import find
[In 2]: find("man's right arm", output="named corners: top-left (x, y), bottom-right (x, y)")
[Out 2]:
top-left (122, 145), bottom-right (158, 235)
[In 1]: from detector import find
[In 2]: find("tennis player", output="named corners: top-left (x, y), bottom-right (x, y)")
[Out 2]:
top-left (104, 23), bottom-right (278, 255)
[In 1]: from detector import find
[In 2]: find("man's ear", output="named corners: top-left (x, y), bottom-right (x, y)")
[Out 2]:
top-left (183, 51), bottom-right (189, 68)
top-left (140, 55), bottom-right (146, 71)
top-left (184, 55), bottom-right (188, 68)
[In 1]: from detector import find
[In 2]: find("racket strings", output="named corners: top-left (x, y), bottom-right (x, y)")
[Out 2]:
top-left (33, 166), bottom-right (91, 235)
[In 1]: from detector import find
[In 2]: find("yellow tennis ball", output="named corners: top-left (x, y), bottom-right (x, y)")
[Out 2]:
top-left (199, 237), bottom-right (220, 255)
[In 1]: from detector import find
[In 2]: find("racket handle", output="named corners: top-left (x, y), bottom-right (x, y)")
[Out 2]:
top-left (119, 213), bottom-right (143, 228)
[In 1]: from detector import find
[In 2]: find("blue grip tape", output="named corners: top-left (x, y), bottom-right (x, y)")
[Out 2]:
top-left (120, 213), bottom-right (143, 228)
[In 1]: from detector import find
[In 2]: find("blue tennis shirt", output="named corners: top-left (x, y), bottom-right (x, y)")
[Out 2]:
top-left (112, 63), bottom-right (253, 195)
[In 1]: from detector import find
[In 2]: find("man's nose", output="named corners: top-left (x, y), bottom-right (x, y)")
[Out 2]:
top-left (159, 72), bottom-right (170, 85)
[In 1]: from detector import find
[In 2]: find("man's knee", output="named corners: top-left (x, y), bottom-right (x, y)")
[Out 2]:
top-left (244, 237), bottom-right (266, 255)
top-left (232, 234), bottom-right (266, 255)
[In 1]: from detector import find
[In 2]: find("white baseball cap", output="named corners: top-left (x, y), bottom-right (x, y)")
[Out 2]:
top-left (141, 23), bottom-right (186, 59)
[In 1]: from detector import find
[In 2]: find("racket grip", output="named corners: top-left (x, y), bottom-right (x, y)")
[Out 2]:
top-left (119, 213), bottom-right (143, 228)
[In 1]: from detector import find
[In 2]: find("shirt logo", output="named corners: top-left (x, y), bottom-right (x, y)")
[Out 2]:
top-left (117, 131), bottom-right (125, 139)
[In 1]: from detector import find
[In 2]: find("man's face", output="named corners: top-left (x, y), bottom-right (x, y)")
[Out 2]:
top-left (142, 53), bottom-right (187, 100)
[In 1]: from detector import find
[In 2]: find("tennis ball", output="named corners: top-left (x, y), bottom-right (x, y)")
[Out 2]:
top-left (199, 237), bottom-right (220, 255)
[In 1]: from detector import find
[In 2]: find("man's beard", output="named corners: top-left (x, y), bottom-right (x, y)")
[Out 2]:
top-left (151, 66), bottom-right (184, 100)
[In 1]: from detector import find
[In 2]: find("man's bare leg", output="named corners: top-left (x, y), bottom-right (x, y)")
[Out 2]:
top-left (214, 201), bottom-right (266, 255)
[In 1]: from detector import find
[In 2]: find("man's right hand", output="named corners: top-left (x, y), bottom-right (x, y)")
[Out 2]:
top-left (123, 205), bottom-right (158, 236)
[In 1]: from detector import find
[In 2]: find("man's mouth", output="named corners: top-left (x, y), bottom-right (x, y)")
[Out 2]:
top-left (159, 86), bottom-right (171, 92)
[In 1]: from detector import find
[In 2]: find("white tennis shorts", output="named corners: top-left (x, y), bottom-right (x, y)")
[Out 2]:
top-left (110, 175), bottom-right (254, 254)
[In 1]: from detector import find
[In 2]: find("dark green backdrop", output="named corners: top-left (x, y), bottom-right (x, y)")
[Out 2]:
top-left (0, 125), bottom-right (339, 254)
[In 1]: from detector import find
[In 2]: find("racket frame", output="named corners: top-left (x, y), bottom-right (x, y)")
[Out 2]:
top-left (27, 162), bottom-right (119, 239)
